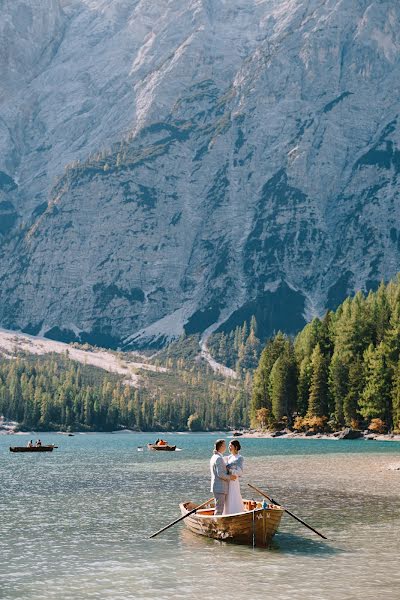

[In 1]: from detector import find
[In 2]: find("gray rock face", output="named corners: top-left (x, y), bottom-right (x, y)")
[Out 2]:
top-left (1, 0), bottom-right (400, 347)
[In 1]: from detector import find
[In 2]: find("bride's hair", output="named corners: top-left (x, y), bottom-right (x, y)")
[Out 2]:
top-left (230, 440), bottom-right (241, 451)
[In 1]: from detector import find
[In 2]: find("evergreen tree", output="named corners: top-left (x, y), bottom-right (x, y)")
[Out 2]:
top-left (297, 357), bottom-right (312, 416)
top-left (384, 297), bottom-right (400, 367)
top-left (250, 315), bottom-right (258, 336)
top-left (334, 292), bottom-right (373, 360)
top-left (329, 353), bottom-right (348, 426)
top-left (238, 328), bottom-right (261, 371)
top-left (392, 359), bottom-right (400, 432)
top-left (371, 282), bottom-right (391, 344)
top-left (360, 342), bottom-right (392, 427)
top-left (343, 358), bottom-right (364, 427)
top-left (270, 347), bottom-right (297, 423)
top-left (294, 318), bottom-right (322, 363)
top-left (319, 311), bottom-right (334, 356)
top-left (250, 332), bottom-right (289, 421)
top-left (308, 343), bottom-right (329, 417)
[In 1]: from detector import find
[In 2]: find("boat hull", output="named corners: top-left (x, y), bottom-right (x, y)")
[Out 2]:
top-left (147, 444), bottom-right (176, 451)
top-left (9, 446), bottom-right (56, 453)
top-left (179, 500), bottom-right (283, 547)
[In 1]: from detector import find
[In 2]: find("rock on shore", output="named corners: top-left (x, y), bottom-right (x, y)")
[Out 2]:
top-left (240, 429), bottom-right (400, 442)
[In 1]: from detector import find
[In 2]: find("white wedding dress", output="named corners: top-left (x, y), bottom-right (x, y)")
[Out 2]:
top-left (223, 453), bottom-right (244, 515)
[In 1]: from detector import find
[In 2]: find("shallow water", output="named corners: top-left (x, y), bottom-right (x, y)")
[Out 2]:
top-left (1, 433), bottom-right (400, 600)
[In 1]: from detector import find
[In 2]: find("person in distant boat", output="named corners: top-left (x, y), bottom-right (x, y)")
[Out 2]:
top-left (35, 439), bottom-right (42, 447)
top-left (210, 439), bottom-right (236, 515)
top-left (27, 440), bottom-right (33, 448)
top-left (223, 439), bottom-right (244, 515)
top-left (157, 439), bottom-right (167, 446)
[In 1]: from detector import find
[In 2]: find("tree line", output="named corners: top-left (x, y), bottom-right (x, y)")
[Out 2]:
top-left (251, 277), bottom-right (400, 433)
top-left (0, 353), bottom-right (250, 431)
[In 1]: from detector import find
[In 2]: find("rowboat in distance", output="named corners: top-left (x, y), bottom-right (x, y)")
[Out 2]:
top-left (179, 499), bottom-right (284, 547)
top-left (147, 442), bottom-right (176, 451)
top-left (9, 445), bottom-right (58, 453)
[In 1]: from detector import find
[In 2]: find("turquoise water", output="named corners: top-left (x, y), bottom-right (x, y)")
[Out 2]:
top-left (1, 433), bottom-right (400, 599)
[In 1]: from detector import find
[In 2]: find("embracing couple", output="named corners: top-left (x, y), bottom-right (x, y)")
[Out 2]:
top-left (210, 438), bottom-right (244, 515)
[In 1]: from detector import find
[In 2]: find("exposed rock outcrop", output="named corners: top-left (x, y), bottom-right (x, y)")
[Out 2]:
top-left (1, 1), bottom-right (400, 347)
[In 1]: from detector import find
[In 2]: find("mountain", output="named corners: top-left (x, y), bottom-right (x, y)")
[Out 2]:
top-left (1, 0), bottom-right (400, 348)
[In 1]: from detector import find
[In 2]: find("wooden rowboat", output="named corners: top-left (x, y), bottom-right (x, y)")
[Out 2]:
top-left (147, 443), bottom-right (176, 451)
top-left (9, 445), bottom-right (57, 453)
top-left (179, 499), bottom-right (284, 547)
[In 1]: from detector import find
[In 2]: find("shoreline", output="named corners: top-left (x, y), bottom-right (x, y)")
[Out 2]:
top-left (2, 415), bottom-right (400, 442)
top-left (238, 429), bottom-right (400, 442)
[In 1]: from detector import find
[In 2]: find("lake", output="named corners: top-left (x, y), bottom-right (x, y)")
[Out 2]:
top-left (1, 433), bottom-right (400, 599)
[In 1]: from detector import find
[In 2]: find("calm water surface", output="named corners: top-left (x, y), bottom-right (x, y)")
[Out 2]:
top-left (1, 433), bottom-right (400, 600)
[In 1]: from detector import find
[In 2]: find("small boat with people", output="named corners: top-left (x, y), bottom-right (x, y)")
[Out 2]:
top-left (179, 499), bottom-right (284, 547)
top-left (10, 438), bottom-right (57, 453)
top-left (149, 439), bottom-right (326, 547)
top-left (10, 445), bottom-right (58, 453)
top-left (147, 438), bottom-right (176, 451)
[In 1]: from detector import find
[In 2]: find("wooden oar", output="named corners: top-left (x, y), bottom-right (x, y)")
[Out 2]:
top-left (149, 497), bottom-right (214, 539)
top-left (248, 483), bottom-right (327, 540)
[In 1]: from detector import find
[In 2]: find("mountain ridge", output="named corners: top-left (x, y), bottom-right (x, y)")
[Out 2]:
top-left (1, 0), bottom-right (400, 348)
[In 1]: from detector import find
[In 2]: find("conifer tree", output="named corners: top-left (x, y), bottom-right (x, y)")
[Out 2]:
top-left (371, 282), bottom-right (391, 344)
top-left (384, 298), bottom-right (400, 367)
top-left (297, 357), bottom-right (312, 416)
top-left (250, 332), bottom-right (289, 421)
top-left (238, 328), bottom-right (261, 371)
top-left (218, 333), bottom-right (228, 364)
top-left (329, 353), bottom-right (348, 426)
top-left (334, 292), bottom-right (373, 360)
top-left (391, 359), bottom-right (400, 432)
top-left (343, 358), bottom-right (364, 427)
top-left (360, 342), bottom-right (392, 427)
top-left (319, 311), bottom-right (334, 356)
top-left (250, 315), bottom-right (258, 336)
top-left (308, 343), bottom-right (329, 417)
top-left (270, 348), bottom-right (297, 423)
top-left (294, 318), bottom-right (322, 363)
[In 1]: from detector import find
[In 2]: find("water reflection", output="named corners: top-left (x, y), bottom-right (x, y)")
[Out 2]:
top-left (269, 532), bottom-right (341, 556)
top-left (179, 526), bottom-right (340, 556)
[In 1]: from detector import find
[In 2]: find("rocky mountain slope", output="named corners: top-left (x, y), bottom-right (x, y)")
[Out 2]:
top-left (1, 0), bottom-right (400, 348)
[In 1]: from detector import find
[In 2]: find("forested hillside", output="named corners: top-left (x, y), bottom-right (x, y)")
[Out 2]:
top-left (0, 346), bottom-right (250, 432)
top-left (2, 276), bottom-right (400, 433)
top-left (207, 316), bottom-right (261, 373)
top-left (251, 277), bottom-right (400, 433)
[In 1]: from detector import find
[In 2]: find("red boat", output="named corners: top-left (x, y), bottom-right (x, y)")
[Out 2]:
top-left (147, 442), bottom-right (176, 451)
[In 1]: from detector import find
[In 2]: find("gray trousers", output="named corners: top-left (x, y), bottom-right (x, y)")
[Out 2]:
top-left (214, 493), bottom-right (226, 515)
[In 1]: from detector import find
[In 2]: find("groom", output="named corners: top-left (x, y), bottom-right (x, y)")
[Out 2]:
top-left (210, 439), bottom-right (236, 515)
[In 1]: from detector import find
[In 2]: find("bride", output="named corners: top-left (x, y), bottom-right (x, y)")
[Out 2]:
top-left (223, 439), bottom-right (244, 514)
